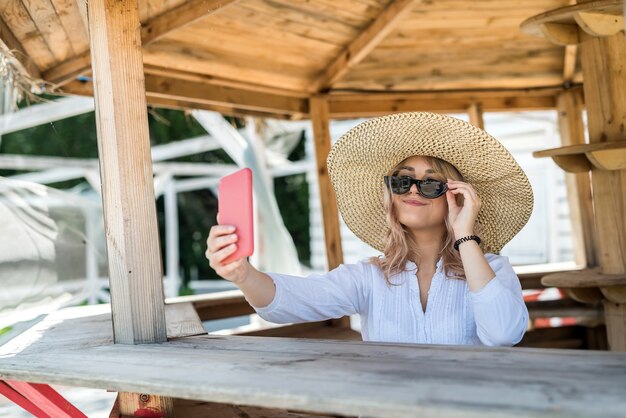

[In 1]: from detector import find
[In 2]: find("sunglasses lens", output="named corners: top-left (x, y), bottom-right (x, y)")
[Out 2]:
top-left (385, 176), bottom-right (411, 194)
top-left (419, 180), bottom-right (447, 198)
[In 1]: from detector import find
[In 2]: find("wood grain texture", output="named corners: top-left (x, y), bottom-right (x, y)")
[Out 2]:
top-left (467, 102), bottom-right (484, 129)
top-left (309, 97), bottom-right (343, 271)
top-left (164, 302), bottom-right (207, 339)
top-left (541, 269), bottom-right (626, 288)
top-left (0, 14), bottom-right (41, 78)
top-left (87, 0), bottom-right (167, 345)
top-left (0, 0), bottom-right (56, 70)
top-left (43, 0), bottom-right (237, 85)
top-left (1, 305), bottom-right (626, 418)
top-left (310, 0), bottom-right (416, 92)
top-left (556, 89), bottom-right (597, 266)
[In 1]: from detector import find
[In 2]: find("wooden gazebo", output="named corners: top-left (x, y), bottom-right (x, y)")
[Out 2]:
top-left (0, 0), bottom-right (626, 417)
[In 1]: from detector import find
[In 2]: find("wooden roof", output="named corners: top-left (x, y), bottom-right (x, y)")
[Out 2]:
top-left (0, 0), bottom-right (579, 118)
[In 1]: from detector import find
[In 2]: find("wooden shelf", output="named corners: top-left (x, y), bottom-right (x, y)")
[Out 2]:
top-left (533, 141), bottom-right (626, 172)
top-left (521, 0), bottom-right (624, 45)
top-left (542, 269), bottom-right (626, 304)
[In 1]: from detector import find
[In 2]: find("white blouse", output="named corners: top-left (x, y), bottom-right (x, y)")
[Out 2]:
top-left (252, 253), bottom-right (529, 346)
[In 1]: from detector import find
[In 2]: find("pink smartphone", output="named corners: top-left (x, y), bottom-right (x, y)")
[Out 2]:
top-left (218, 168), bottom-right (254, 263)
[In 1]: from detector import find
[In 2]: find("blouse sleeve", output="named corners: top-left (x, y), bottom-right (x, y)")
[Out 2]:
top-left (251, 261), bottom-right (371, 324)
top-left (469, 254), bottom-right (529, 347)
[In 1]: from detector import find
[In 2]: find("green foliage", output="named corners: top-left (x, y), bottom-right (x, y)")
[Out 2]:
top-left (0, 102), bottom-right (311, 291)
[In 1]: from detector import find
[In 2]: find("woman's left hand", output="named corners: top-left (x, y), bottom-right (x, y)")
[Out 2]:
top-left (445, 179), bottom-right (481, 238)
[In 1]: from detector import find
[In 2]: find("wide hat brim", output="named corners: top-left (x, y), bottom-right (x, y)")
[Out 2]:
top-left (326, 112), bottom-right (533, 254)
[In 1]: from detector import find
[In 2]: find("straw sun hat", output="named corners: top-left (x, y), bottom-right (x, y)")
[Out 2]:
top-left (326, 112), bottom-right (533, 254)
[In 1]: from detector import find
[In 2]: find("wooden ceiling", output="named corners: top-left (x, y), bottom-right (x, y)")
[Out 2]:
top-left (0, 0), bottom-right (579, 118)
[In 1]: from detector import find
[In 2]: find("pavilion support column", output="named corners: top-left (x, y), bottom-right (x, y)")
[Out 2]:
top-left (310, 96), bottom-right (349, 328)
top-left (579, 30), bottom-right (626, 351)
top-left (87, 0), bottom-right (173, 414)
top-left (556, 89), bottom-right (597, 268)
top-left (467, 103), bottom-right (485, 130)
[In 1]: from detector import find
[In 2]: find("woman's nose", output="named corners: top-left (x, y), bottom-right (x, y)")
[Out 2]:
top-left (409, 183), bottom-right (419, 194)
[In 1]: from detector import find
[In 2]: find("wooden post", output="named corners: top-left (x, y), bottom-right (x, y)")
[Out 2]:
top-left (87, 0), bottom-right (173, 414)
top-left (309, 97), bottom-right (344, 271)
top-left (556, 89), bottom-right (597, 267)
top-left (579, 30), bottom-right (626, 351)
top-left (309, 96), bottom-right (349, 329)
top-left (467, 103), bottom-right (484, 129)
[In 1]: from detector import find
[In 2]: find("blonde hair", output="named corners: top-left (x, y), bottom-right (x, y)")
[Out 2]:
top-left (369, 156), bottom-right (482, 285)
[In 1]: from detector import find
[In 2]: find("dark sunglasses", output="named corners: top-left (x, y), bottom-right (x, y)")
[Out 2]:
top-left (384, 175), bottom-right (448, 199)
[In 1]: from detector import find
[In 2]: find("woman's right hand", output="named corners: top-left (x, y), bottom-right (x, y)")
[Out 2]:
top-left (206, 224), bottom-right (250, 285)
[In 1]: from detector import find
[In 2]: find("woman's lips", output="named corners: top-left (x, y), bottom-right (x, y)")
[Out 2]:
top-left (402, 200), bottom-right (426, 206)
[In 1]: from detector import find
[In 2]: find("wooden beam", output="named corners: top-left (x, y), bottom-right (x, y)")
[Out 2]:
top-left (309, 97), bottom-right (344, 271)
top-left (88, 0), bottom-right (173, 413)
top-left (141, 0), bottom-right (239, 45)
top-left (310, 0), bottom-right (415, 92)
top-left (578, 29), bottom-right (626, 350)
top-left (88, 0), bottom-right (167, 343)
top-left (59, 74), bottom-right (309, 119)
top-left (144, 74), bottom-right (308, 117)
top-left (143, 65), bottom-right (309, 98)
top-left (467, 102), bottom-right (484, 129)
top-left (563, 45), bottom-right (578, 83)
top-left (44, 0), bottom-right (239, 86)
top-left (556, 89), bottom-right (597, 267)
top-left (0, 16), bottom-right (41, 79)
top-left (327, 89), bottom-right (562, 118)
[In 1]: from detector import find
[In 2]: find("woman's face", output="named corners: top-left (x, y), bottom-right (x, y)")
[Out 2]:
top-left (390, 156), bottom-right (448, 233)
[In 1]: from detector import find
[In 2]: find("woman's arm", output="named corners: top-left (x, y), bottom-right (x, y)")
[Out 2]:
top-left (207, 224), bottom-right (369, 324)
top-left (468, 254), bottom-right (529, 346)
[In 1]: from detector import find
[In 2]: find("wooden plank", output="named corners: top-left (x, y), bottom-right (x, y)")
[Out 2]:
top-left (143, 65), bottom-right (310, 98)
top-left (144, 74), bottom-right (309, 116)
top-left (164, 302), bottom-right (207, 338)
top-left (0, 0), bottom-right (56, 70)
top-left (142, 39), bottom-right (311, 91)
top-left (171, 398), bottom-right (333, 418)
top-left (21, 0), bottom-right (74, 62)
top-left (521, 0), bottom-right (622, 39)
top-left (87, 0), bottom-right (167, 344)
top-left (542, 269), bottom-right (626, 288)
top-left (310, 0), bottom-right (416, 92)
top-left (48, 0), bottom-right (89, 55)
top-left (556, 89), bottom-right (597, 267)
top-left (328, 94), bottom-right (558, 118)
top-left (309, 97), bottom-right (343, 271)
top-left (333, 72), bottom-right (567, 92)
top-left (579, 30), bottom-right (626, 284)
top-left (526, 299), bottom-right (604, 319)
top-left (43, 0), bottom-right (238, 85)
top-left (309, 96), bottom-right (348, 329)
top-left (0, 15), bottom-right (41, 79)
top-left (60, 80), bottom-right (301, 120)
top-left (467, 102), bottom-right (484, 129)
top-left (604, 302), bottom-right (626, 351)
top-left (2, 306), bottom-right (626, 418)
top-left (166, 291), bottom-right (256, 321)
top-left (141, 0), bottom-right (239, 45)
top-left (563, 45), bottom-right (578, 82)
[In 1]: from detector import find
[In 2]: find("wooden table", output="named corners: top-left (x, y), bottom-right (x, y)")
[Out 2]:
top-left (1, 305), bottom-right (625, 418)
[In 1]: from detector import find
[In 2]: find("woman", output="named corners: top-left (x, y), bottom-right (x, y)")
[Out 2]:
top-left (206, 112), bottom-right (532, 346)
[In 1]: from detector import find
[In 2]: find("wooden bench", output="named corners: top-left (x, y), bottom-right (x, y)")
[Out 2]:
top-left (1, 304), bottom-right (626, 418)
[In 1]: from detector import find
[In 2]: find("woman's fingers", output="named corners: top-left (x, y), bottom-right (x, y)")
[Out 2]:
top-left (208, 233), bottom-right (238, 254)
top-left (206, 225), bottom-right (236, 260)
top-left (209, 242), bottom-right (238, 266)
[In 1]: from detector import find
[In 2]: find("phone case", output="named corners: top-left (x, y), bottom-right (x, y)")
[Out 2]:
top-left (218, 168), bottom-right (254, 263)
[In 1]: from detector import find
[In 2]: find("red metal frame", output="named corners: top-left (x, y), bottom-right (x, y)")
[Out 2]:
top-left (0, 380), bottom-right (87, 418)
